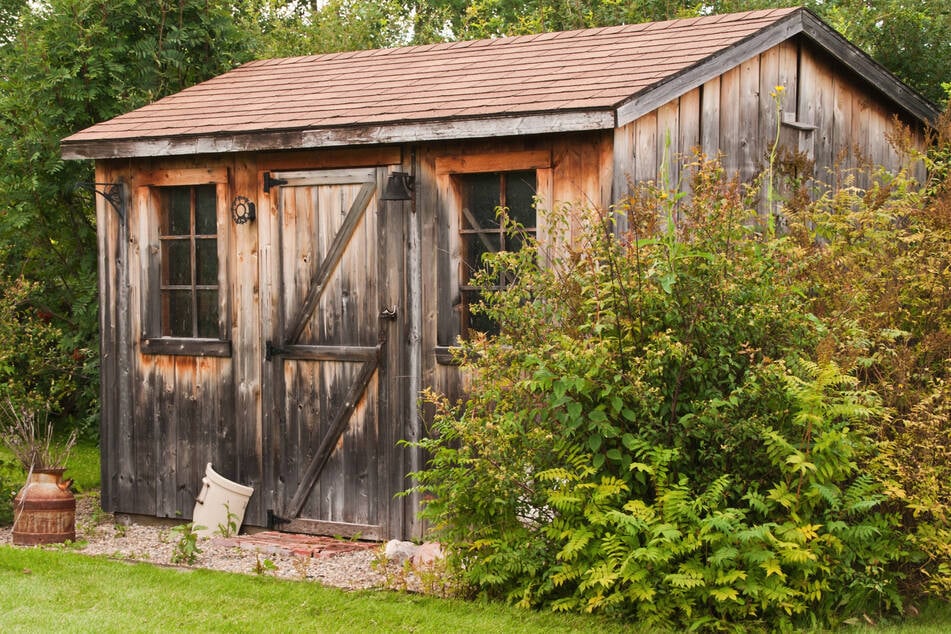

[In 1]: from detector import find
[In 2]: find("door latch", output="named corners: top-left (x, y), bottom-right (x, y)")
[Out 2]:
top-left (380, 306), bottom-right (398, 321)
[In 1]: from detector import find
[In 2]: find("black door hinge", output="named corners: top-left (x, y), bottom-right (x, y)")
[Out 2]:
top-left (263, 172), bottom-right (288, 193)
top-left (265, 340), bottom-right (288, 361)
top-left (267, 509), bottom-right (290, 529)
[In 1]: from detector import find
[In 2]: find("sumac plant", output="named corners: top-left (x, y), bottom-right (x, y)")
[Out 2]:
top-left (413, 156), bottom-right (914, 630)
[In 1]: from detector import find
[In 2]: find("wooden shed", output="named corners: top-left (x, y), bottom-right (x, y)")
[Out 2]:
top-left (61, 7), bottom-right (938, 540)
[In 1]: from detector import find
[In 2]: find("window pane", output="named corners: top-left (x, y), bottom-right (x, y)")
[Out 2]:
top-left (461, 289), bottom-right (497, 335)
top-left (156, 184), bottom-right (222, 341)
top-left (504, 171), bottom-right (537, 228)
top-left (163, 240), bottom-right (192, 286)
top-left (163, 290), bottom-right (193, 337)
top-left (460, 173), bottom-right (501, 230)
top-left (196, 290), bottom-right (219, 338)
top-left (165, 188), bottom-right (192, 235)
top-left (195, 185), bottom-right (217, 235)
top-left (195, 238), bottom-right (217, 286)
top-left (463, 234), bottom-right (500, 283)
top-left (508, 229), bottom-right (536, 253)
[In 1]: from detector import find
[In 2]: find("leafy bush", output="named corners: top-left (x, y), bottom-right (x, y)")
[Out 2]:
top-left (777, 118), bottom-right (951, 599)
top-left (0, 276), bottom-right (78, 417)
top-left (0, 457), bottom-right (20, 525)
top-left (412, 153), bottom-right (945, 629)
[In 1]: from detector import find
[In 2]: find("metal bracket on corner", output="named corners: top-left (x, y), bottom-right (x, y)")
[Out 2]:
top-left (81, 181), bottom-right (126, 220)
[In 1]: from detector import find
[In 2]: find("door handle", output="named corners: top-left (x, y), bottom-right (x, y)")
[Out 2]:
top-left (380, 306), bottom-right (398, 320)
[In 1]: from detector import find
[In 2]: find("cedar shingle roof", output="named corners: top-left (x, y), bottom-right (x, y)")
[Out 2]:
top-left (61, 7), bottom-right (936, 159)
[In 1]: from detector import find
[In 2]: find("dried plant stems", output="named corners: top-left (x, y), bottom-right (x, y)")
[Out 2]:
top-left (0, 400), bottom-right (76, 470)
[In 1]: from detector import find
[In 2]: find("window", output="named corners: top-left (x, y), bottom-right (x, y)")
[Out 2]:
top-left (457, 170), bottom-right (537, 335)
top-left (158, 185), bottom-right (220, 338)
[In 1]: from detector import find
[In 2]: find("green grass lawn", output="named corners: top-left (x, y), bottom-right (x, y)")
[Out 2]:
top-left (62, 440), bottom-right (101, 492)
top-left (0, 547), bottom-right (949, 633)
top-left (0, 546), bottom-right (634, 633)
top-left (2, 440), bottom-right (950, 632)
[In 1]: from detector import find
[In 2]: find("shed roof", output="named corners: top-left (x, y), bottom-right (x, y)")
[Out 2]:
top-left (62, 7), bottom-right (938, 160)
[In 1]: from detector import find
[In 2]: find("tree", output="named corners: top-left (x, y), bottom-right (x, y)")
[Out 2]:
top-left (0, 0), bottom-right (254, 434)
top-left (825, 0), bottom-right (950, 106)
top-left (237, 0), bottom-right (413, 59)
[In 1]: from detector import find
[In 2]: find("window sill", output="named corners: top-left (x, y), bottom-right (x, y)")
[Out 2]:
top-left (434, 345), bottom-right (485, 366)
top-left (141, 338), bottom-right (232, 357)
top-left (434, 346), bottom-right (460, 366)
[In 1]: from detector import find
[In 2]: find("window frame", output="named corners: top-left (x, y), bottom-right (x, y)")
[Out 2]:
top-left (456, 170), bottom-right (538, 336)
top-left (434, 150), bottom-right (553, 360)
top-left (136, 168), bottom-right (231, 357)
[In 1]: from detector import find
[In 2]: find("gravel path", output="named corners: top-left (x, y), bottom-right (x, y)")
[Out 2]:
top-left (0, 492), bottom-right (403, 591)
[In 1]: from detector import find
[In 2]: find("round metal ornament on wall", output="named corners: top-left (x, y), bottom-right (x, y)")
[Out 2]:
top-left (231, 196), bottom-right (256, 224)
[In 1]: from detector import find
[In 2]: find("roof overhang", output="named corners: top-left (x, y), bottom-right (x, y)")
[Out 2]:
top-left (61, 110), bottom-right (616, 160)
top-left (60, 8), bottom-right (939, 162)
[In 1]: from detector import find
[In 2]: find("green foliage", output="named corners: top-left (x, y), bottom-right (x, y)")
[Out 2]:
top-left (0, 456), bottom-right (18, 524)
top-left (779, 126), bottom-right (951, 599)
top-left (252, 553), bottom-right (277, 575)
top-left (169, 522), bottom-right (203, 565)
top-left (238, 0), bottom-right (413, 58)
top-left (825, 0), bottom-right (951, 106)
top-left (0, 276), bottom-right (76, 414)
top-left (412, 152), bottom-right (949, 629)
top-left (216, 503), bottom-right (240, 538)
top-left (0, 0), bottom-right (254, 438)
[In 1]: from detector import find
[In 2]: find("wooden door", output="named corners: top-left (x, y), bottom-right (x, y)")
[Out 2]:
top-left (266, 167), bottom-right (391, 539)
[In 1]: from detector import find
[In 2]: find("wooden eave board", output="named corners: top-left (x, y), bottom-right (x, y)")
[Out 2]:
top-left (60, 7), bottom-right (936, 160)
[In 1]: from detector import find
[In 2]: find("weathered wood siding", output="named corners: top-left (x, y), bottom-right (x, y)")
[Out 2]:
top-left (95, 147), bottom-right (416, 536)
top-left (613, 37), bottom-right (926, 208)
top-left (97, 156), bottom-right (249, 521)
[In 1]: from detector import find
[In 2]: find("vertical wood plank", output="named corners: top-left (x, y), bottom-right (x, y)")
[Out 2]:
top-left (404, 151), bottom-right (425, 540)
top-left (700, 77), bottom-right (721, 159)
top-left (656, 99), bottom-right (680, 196)
top-left (97, 162), bottom-right (127, 513)
top-left (832, 72), bottom-right (854, 185)
top-left (759, 47), bottom-right (781, 218)
top-left (777, 40), bottom-right (802, 156)
top-left (802, 45), bottom-right (834, 187)
top-left (259, 163), bottom-right (282, 521)
top-left (719, 67), bottom-right (740, 176)
top-left (130, 184), bottom-right (155, 515)
top-left (612, 123), bottom-right (635, 229)
top-left (232, 153), bottom-right (264, 525)
top-left (634, 111), bottom-right (658, 185)
top-left (678, 88), bottom-right (702, 198)
top-left (154, 360), bottom-right (176, 517)
top-left (851, 90), bottom-right (872, 189)
top-left (867, 101), bottom-right (888, 171)
top-left (738, 57), bottom-right (760, 185)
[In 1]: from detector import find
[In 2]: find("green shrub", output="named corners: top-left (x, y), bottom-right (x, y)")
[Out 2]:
top-left (0, 456), bottom-right (19, 525)
top-left (782, 117), bottom-right (951, 598)
top-left (413, 156), bottom-right (925, 630)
